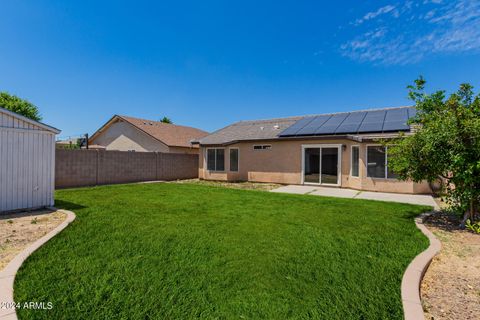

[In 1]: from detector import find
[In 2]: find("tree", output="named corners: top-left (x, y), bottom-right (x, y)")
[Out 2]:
top-left (0, 92), bottom-right (42, 121)
top-left (387, 77), bottom-right (480, 226)
top-left (160, 116), bottom-right (172, 124)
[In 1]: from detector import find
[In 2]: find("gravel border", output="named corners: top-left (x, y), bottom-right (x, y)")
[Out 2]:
top-left (0, 208), bottom-right (76, 320)
top-left (402, 212), bottom-right (441, 320)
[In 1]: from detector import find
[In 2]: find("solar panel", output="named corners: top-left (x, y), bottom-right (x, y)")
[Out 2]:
top-left (278, 107), bottom-right (416, 137)
top-left (357, 110), bottom-right (386, 133)
top-left (335, 111), bottom-right (367, 134)
top-left (278, 116), bottom-right (315, 136)
top-left (382, 121), bottom-right (410, 131)
top-left (295, 115), bottom-right (331, 135)
top-left (314, 113), bottom-right (348, 134)
top-left (408, 107), bottom-right (417, 119)
top-left (384, 108), bottom-right (407, 122)
top-left (382, 108), bottom-right (410, 131)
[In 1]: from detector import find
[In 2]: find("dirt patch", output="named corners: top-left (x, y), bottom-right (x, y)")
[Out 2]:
top-left (421, 212), bottom-right (480, 320)
top-left (173, 179), bottom-right (282, 191)
top-left (0, 210), bottom-right (67, 270)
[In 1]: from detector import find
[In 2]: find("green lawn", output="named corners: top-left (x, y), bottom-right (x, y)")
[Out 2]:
top-left (15, 183), bottom-right (430, 319)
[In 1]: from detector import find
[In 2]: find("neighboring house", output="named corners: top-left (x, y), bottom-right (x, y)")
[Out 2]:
top-left (89, 115), bottom-right (208, 154)
top-left (0, 107), bottom-right (60, 212)
top-left (194, 106), bottom-right (432, 194)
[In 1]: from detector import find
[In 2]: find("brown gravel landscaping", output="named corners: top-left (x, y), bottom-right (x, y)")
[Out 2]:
top-left (421, 212), bottom-right (480, 320)
top-left (0, 209), bottom-right (67, 270)
top-left (173, 178), bottom-right (282, 191)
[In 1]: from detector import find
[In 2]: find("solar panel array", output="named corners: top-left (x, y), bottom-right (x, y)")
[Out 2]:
top-left (279, 107), bottom-right (415, 137)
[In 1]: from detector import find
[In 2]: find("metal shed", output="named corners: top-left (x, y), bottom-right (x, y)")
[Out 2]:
top-left (0, 107), bottom-right (60, 213)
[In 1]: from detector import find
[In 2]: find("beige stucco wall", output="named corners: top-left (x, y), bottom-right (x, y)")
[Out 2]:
top-left (199, 139), bottom-right (431, 194)
top-left (90, 120), bottom-right (199, 154)
top-left (169, 146), bottom-right (200, 154)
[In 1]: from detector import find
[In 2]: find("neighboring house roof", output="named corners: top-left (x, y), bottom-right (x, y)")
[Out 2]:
top-left (198, 106), bottom-right (415, 146)
top-left (0, 106), bottom-right (61, 134)
top-left (90, 115), bottom-right (209, 148)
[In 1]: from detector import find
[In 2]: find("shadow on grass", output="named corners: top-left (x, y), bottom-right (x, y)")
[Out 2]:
top-left (54, 199), bottom-right (87, 211)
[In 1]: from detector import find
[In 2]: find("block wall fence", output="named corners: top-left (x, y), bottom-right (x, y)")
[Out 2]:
top-left (55, 149), bottom-right (198, 188)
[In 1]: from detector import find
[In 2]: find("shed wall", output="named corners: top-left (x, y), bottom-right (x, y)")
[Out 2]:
top-left (0, 112), bottom-right (56, 212)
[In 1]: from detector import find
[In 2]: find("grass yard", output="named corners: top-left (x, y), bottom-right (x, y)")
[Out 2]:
top-left (14, 183), bottom-right (430, 319)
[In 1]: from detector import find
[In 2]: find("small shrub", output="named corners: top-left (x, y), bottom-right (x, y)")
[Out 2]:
top-left (466, 219), bottom-right (480, 234)
top-left (7, 220), bottom-right (13, 224)
top-left (31, 218), bottom-right (37, 225)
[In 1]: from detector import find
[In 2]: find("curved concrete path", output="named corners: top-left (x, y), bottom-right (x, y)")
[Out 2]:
top-left (0, 209), bottom-right (76, 320)
top-left (401, 212), bottom-right (441, 320)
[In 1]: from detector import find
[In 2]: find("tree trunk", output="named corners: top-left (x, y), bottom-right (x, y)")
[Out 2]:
top-left (460, 209), bottom-right (470, 229)
top-left (460, 199), bottom-right (476, 228)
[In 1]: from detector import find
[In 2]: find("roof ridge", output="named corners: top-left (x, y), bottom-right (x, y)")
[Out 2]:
top-left (117, 115), bottom-right (208, 132)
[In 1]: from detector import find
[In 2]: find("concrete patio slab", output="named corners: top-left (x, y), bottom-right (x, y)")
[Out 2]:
top-left (310, 188), bottom-right (360, 198)
top-left (271, 185), bottom-right (439, 210)
top-left (270, 185), bottom-right (318, 194)
top-left (355, 191), bottom-right (439, 209)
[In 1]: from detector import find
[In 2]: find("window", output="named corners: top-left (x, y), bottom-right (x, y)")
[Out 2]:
top-left (387, 152), bottom-right (398, 179)
top-left (366, 146), bottom-right (397, 179)
top-left (351, 146), bottom-right (359, 177)
top-left (253, 145), bottom-right (271, 150)
top-left (230, 148), bottom-right (239, 172)
top-left (207, 148), bottom-right (225, 171)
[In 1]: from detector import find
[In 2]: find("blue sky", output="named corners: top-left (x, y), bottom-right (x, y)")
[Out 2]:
top-left (1, 0), bottom-right (480, 138)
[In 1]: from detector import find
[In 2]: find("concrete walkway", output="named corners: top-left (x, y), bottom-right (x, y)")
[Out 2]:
top-left (271, 185), bottom-right (439, 210)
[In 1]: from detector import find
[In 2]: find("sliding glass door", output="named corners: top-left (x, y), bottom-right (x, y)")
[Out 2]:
top-left (303, 145), bottom-right (340, 185)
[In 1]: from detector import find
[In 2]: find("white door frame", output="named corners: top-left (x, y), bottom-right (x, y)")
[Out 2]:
top-left (301, 144), bottom-right (342, 186)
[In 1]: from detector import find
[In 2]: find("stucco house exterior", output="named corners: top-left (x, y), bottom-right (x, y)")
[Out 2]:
top-left (194, 106), bottom-right (432, 194)
top-left (89, 115), bottom-right (208, 154)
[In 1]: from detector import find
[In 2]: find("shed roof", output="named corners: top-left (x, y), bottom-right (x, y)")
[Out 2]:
top-left (0, 107), bottom-right (61, 134)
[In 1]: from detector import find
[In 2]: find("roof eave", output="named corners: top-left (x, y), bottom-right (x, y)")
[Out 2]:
top-left (0, 107), bottom-right (61, 134)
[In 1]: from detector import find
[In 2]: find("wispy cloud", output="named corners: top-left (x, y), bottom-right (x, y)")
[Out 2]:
top-left (341, 0), bottom-right (480, 65)
top-left (354, 5), bottom-right (398, 25)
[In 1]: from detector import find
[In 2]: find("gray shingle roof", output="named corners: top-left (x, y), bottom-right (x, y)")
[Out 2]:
top-left (198, 106), bottom-right (414, 145)
top-left (198, 117), bottom-right (301, 145)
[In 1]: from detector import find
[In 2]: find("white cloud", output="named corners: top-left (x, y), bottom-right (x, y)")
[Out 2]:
top-left (341, 0), bottom-right (480, 65)
top-left (354, 5), bottom-right (398, 25)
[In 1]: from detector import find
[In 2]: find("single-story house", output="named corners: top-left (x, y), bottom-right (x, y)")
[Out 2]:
top-left (89, 115), bottom-right (208, 154)
top-left (193, 106), bottom-right (432, 194)
top-left (0, 107), bottom-right (60, 212)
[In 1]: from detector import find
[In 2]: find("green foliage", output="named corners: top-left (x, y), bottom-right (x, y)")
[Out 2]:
top-left (0, 92), bottom-right (42, 121)
top-left (466, 219), bottom-right (480, 234)
top-left (387, 78), bottom-right (480, 220)
top-left (15, 183), bottom-right (429, 319)
top-left (160, 116), bottom-right (172, 124)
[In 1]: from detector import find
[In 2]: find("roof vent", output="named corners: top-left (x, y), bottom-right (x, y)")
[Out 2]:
top-left (260, 126), bottom-right (264, 130)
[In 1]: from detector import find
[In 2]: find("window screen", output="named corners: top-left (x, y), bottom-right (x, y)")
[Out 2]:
top-left (351, 146), bottom-right (359, 177)
top-left (216, 149), bottom-right (225, 171)
top-left (230, 149), bottom-right (239, 172)
top-left (367, 146), bottom-right (386, 178)
top-left (207, 149), bottom-right (225, 171)
top-left (207, 149), bottom-right (216, 171)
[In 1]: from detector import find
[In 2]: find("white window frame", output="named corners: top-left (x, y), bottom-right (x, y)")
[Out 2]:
top-left (229, 147), bottom-right (239, 172)
top-left (301, 144), bottom-right (342, 186)
top-left (350, 145), bottom-right (360, 177)
top-left (205, 147), bottom-right (225, 172)
top-left (365, 144), bottom-right (397, 180)
top-left (253, 145), bottom-right (272, 150)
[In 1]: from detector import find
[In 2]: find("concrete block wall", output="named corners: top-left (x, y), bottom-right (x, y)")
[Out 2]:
top-left (55, 149), bottom-right (198, 188)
